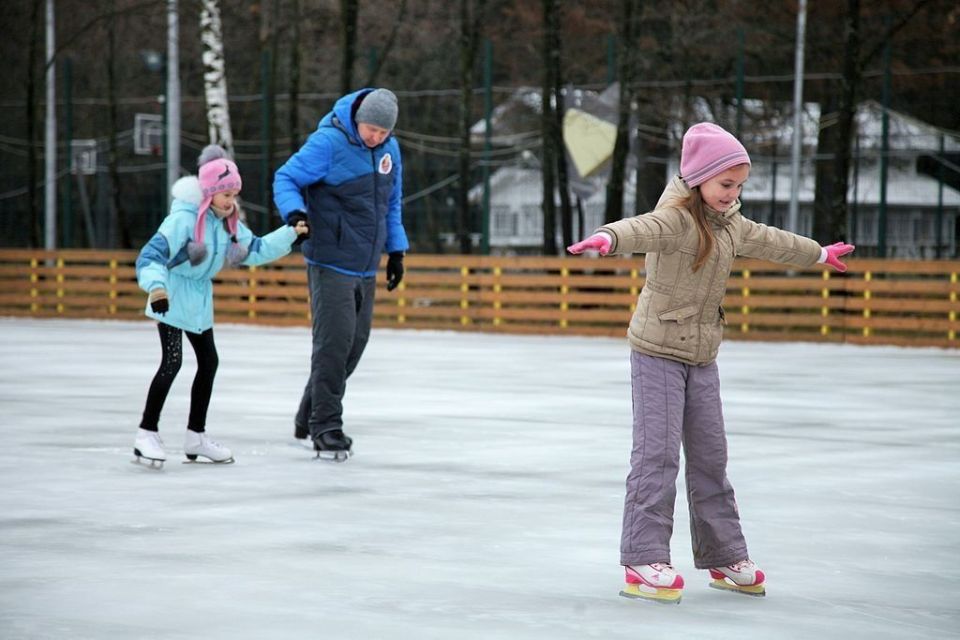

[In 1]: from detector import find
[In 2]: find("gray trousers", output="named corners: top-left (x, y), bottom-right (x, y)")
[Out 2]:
top-left (620, 351), bottom-right (749, 569)
top-left (296, 265), bottom-right (376, 438)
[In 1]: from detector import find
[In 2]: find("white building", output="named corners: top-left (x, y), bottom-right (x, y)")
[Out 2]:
top-left (472, 90), bottom-right (960, 258)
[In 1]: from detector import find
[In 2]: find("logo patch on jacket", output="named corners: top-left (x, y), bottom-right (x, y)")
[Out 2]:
top-left (378, 153), bottom-right (393, 175)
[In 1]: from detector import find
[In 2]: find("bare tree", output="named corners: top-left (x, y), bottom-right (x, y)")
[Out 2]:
top-left (26, 0), bottom-right (42, 247)
top-left (288, 0), bottom-right (301, 152)
top-left (604, 0), bottom-right (640, 224)
top-left (362, 0), bottom-right (409, 87)
top-left (457, 0), bottom-right (485, 254)
top-left (548, 7), bottom-right (572, 249)
top-left (259, 0), bottom-right (281, 213)
top-left (813, 0), bottom-right (936, 243)
top-left (340, 0), bottom-right (358, 94)
top-left (106, 0), bottom-right (131, 247)
top-left (540, 0), bottom-right (558, 254)
top-left (200, 0), bottom-right (235, 156)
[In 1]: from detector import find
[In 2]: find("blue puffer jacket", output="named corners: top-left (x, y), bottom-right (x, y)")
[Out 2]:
top-left (136, 176), bottom-right (297, 334)
top-left (273, 88), bottom-right (409, 276)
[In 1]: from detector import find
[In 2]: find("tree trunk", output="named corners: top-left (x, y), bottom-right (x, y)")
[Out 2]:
top-left (27, 0), bottom-right (42, 247)
top-left (547, 7), bottom-right (572, 249)
top-left (106, 1), bottom-right (131, 248)
top-left (813, 0), bottom-right (859, 243)
top-left (457, 0), bottom-right (485, 255)
top-left (200, 0), bottom-right (236, 156)
top-left (605, 0), bottom-right (639, 224)
top-left (288, 0), bottom-right (301, 152)
top-left (340, 0), bottom-right (358, 94)
top-left (540, 0), bottom-right (558, 255)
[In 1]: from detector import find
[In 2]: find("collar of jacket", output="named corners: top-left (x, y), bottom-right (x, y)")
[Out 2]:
top-left (656, 174), bottom-right (740, 226)
top-left (331, 115), bottom-right (362, 147)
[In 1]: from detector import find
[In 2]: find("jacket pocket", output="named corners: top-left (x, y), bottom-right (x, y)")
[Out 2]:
top-left (652, 304), bottom-right (700, 353)
top-left (656, 304), bottom-right (699, 324)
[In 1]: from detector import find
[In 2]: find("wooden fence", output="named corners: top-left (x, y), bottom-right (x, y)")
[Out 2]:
top-left (1, 249), bottom-right (958, 349)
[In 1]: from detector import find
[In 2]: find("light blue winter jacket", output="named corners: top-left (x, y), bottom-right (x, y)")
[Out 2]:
top-left (136, 176), bottom-right (297, 334)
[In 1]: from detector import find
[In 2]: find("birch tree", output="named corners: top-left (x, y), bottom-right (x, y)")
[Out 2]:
top-left (200, 0), bottom-right (235, 156)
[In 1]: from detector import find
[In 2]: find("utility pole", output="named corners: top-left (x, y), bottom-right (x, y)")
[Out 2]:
top-left (44, 0), bottom-right (56, 250)
top-left (787, 0), bottom-right (807, 234)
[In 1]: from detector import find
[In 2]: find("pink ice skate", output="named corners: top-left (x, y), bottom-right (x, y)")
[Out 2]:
top-left (708, 559), bottom-right (766, 597)
top-left (619, 563), bottom-right (684, 604)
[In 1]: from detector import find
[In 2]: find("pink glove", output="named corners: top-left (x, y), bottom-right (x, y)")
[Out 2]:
top-left (822, 242), bottom-right (855, 272)
top-left (567, 233), bottom-right (612, 256)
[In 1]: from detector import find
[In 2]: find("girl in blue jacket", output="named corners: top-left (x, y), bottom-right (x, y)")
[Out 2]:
top-left (133, 145), bottom-right (308, 467)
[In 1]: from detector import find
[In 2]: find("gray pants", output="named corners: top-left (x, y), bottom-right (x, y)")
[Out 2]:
top-left (620, 351), bottom-right (749, 569)
top-left (296, 265), bottom-right (376, 438)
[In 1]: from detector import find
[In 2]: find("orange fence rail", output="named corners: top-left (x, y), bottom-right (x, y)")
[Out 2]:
top-left (1, 249), bottom-right (958, 349)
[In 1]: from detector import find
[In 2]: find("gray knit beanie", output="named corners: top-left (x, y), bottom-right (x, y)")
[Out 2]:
top-left (355, 88), bottom-right (398, 130)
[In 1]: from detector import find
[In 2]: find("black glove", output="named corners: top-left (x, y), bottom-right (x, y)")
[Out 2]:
top-left (386, 252), bottom-right (404, 291)
top-left (149, 289), bottom-right (169, 315)
top-left (288, 211), bottom-right (309, 246)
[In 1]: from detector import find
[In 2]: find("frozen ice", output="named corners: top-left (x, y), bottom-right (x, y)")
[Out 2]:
top-left (1, 318), bottom-right (958, 639)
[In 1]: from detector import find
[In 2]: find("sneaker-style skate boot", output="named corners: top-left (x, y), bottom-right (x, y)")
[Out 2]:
top-left (183, 430), bottom-right (235, 464)
top-left (312, 429), bottom-right (353, 462)
top-left (133, 429), bottom-right (166, 468)
top-left (708, 559), bottom-right (766, 597)
top-left (619, 563), bottom-right (684, 604)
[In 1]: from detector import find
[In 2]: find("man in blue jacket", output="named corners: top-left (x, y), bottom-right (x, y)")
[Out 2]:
top-left (273, 87), bottom-right (409, 461)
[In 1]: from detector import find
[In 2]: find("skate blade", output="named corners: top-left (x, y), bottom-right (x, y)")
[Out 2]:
top-left (314, 450), bottom-right (352, 463)
top-left (619, 584), bottom-right (682, 604)
top-left (131, 453), bottom-right (165, 469)
top-left (709, 579), bottom-right (766, 597)
top-left (183, 455), bottom-right (235, 464)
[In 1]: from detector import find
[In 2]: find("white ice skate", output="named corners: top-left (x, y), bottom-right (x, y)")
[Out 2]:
top-left (133, 429), bottom-right (166, 468)
top-left (183, 430), bottom-right (234, 464)
top-left (620, 563), bottom-right (684, 604)
top-left (708, 559), bottom-right (766, 597)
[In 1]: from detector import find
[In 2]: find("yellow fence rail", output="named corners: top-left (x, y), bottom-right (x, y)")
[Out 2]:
top-left (1, 249), bottom-right (958, 349)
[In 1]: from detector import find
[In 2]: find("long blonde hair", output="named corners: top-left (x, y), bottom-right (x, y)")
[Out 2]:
top-left (682, 187), bottom-right (715, 272)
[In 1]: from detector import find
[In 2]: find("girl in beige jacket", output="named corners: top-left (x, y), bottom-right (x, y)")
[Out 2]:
top-left (568, 122), bottom-right (853, 604)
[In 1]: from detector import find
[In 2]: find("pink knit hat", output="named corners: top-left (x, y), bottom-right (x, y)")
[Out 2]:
top-left (680, 123), bottom-right (751, 188)
top-left (187, 146), bottom-right (243, 265)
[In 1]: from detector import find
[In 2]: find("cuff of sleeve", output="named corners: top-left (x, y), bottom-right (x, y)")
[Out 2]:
top-left (817, 247), bottom-right (827, 264)
top-left (597, 229), bottom-right (617, 253)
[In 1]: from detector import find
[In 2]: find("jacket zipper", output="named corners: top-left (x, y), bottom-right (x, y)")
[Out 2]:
top-left (366, 149), bottom-right (381, 272)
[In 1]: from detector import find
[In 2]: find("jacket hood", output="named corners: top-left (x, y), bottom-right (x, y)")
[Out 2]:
top-left (171, 176), bottom-right (203, 206)
top-left (321, 88), bottom-right (376, 145)
top-left (656, 174), bottom-right (741, 222)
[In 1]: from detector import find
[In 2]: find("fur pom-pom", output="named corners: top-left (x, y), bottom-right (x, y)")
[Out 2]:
top-left (225, 242), bottom-right (249, 268)
top-left (187, 241), bottom-right (208, 266)
top-left (198, 144), bottom-right (230, 167)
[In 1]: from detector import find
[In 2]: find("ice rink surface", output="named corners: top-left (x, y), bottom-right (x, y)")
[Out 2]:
top-left (1, 318), bottom-right (958, 639)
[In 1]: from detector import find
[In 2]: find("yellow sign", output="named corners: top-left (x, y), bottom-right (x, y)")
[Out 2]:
top-left (562, 108), bottom-right (617, 177)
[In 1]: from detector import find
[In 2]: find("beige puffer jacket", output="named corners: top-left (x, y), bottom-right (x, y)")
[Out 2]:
top-left (600, 176), bottom-right (822, 365)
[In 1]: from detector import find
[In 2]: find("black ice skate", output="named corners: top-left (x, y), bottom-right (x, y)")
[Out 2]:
top-left (294, 420), bottom-right (308, 440)
top-left (312, 429), bottom-right (353, 462)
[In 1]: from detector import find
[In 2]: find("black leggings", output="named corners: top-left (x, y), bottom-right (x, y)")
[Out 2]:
top-left (140, 323), bottom-right (219, 433)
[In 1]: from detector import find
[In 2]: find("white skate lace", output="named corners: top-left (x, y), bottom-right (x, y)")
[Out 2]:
top-left (649, 563), bottom-right (676, 572)
top-left (728, 560), bottom-right (754, 572)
